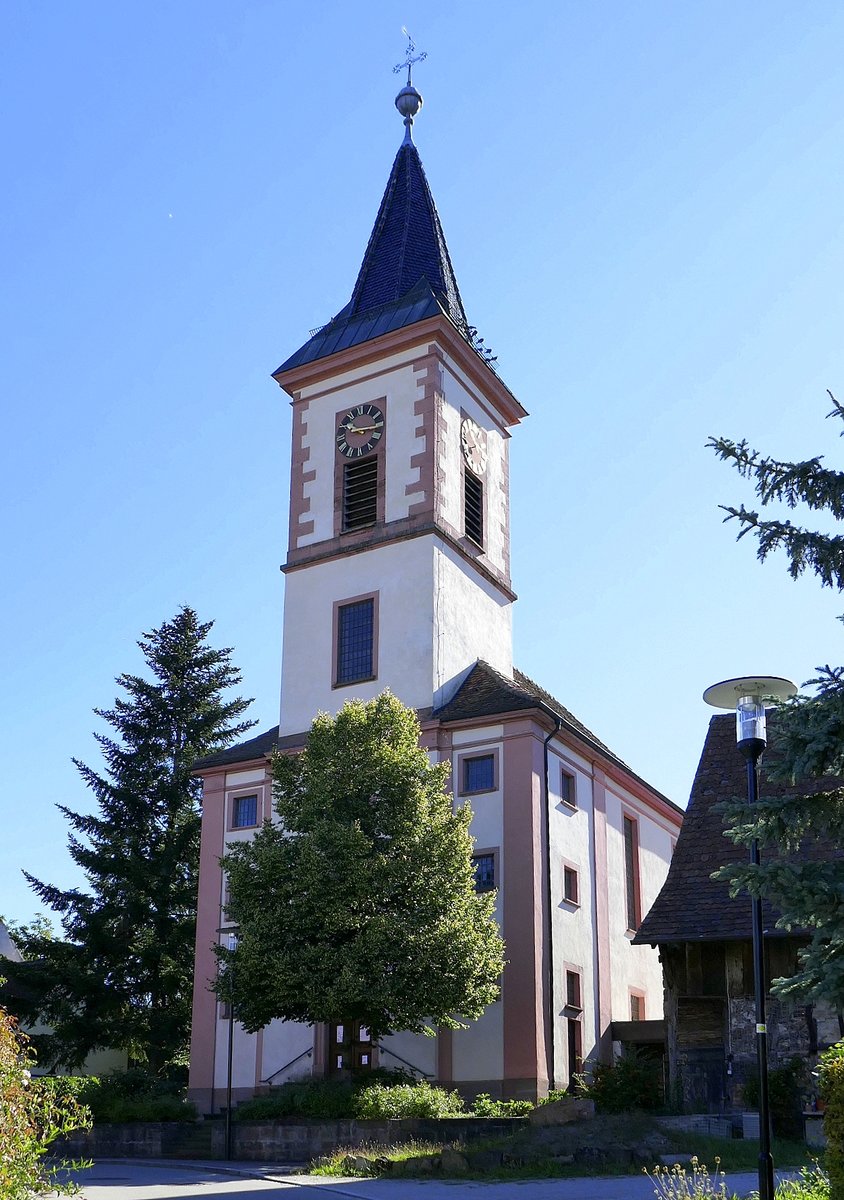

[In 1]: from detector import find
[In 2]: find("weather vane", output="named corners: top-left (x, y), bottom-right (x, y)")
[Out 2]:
top-left (393, 28), bottom-right (427, 87)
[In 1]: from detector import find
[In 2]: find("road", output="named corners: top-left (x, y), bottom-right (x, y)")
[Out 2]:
top-left (58, 1159), bottom-right (803, 1199)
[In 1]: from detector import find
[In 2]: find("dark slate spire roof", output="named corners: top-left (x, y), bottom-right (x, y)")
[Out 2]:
top-left (634, 714), bottom-right (844, 946)
top-left (347, 142), bottom-right (467, 327)
top-left (275, 141), bottom-right (470, 375)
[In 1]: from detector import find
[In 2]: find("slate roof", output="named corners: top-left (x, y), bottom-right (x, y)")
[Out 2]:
top-left (436, 661), bottom-right (678, 809)
top-left (275, 141), bottom-right (470, 374)
top-left (196, 661), bottom-right (678, 816)
top-left (634, 713), bottom-right (843, 945)
top-left (194, 724), bottom-right (280, 770)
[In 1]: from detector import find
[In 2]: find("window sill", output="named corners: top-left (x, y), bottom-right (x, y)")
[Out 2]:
top-left (459, 785), bottom-right (497, 797)
top-left (561, 898), bottom-right (580, 910)
top-left (333, 675), bottom-right (377, 689)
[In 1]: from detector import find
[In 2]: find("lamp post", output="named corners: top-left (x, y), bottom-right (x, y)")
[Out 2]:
top-left (224, 930), bottom-right (239, 1162)
top-left (702, 675), bottom-right (797, 1200)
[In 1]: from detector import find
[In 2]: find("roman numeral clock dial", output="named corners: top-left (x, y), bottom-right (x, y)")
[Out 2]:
top-left (336, 404), bottom-right (385, 457)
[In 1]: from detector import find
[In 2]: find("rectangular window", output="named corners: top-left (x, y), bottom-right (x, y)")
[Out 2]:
top-left (343, 458), bottom-right (378, 531)
top-left (464, 468), bottom-right (484, 546)
top-left (232, 794), bottom-right (258, 829)
top-left (560, 769), bottom-right (576, 809)
top-left (624, 814), bottom-right (641, 931)
top-left (630, 992), bottom-right (645, 1021)
top-left (563, 864), bottom-right (579, 905)
top-left (472, 852), bottom-right (496, 893)
top-left (565, 969), bottom-right (582, 1011)
top-left (336, 598), bottom-right (375, 685)
top-left (567, 1015), bottom-right (583, 1085)
top-left (463, 753), bottom-right (495, 793)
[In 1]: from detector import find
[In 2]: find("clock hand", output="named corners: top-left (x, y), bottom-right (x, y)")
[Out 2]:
top-left (347, 424), bottom-right (379, 434)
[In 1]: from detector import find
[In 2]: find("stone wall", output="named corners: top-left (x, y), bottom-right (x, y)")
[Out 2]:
top-left (56, 1116), bottom-right (525, 1163)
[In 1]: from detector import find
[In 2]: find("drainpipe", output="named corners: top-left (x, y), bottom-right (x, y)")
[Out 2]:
top-left (541, 705), bottom-right (563, 1094)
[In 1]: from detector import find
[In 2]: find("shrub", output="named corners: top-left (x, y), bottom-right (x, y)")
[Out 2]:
top-left (471, 1093), bottom-right (533, 1117)
top-left (0, 1005), bottom-right (91, 1198)
top-left (354, 1081), bottom-right (464, 1119)
top-left (742, 1058), bottom-right (806, 1138)
top-left (819, 1039), bottom-right (844, 1200)
top-left (40, 1070), bottom-right (196, 1123)
top-left (574, 1049), bottom-right (662, 1114)
top-left (774, 1164), bottom-right (830, 1198)
top-left (235, 1079), bottom-right (355, 1121)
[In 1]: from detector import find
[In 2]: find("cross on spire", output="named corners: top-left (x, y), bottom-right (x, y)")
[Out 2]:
top-left (393, 28), bottom-right (427, 87)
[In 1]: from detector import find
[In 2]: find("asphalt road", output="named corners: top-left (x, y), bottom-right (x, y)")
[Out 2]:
top-left (57, 1159), bottom-right (802, 1200)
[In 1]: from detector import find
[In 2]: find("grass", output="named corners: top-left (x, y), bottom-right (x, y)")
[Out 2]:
top-left (309, 1132), bottom-right (819, 1182)
top-left (664, 1134), bottom-right (814, 1173)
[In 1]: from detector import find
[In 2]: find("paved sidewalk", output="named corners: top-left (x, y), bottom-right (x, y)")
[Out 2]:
top-left (69, 1157), bottom-right (803, 1199)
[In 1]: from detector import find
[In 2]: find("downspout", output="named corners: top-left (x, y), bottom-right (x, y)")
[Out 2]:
top-left (541, 705), bottom-right (563, 1093)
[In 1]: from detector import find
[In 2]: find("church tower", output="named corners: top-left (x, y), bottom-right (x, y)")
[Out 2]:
top-left (188, 60), bottom-right (683, 1114)
top-left (273, 77), bottom-right (526, 735)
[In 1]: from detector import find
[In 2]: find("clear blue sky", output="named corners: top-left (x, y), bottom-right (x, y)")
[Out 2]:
top-left (3, 2), bottom-right (843, 925)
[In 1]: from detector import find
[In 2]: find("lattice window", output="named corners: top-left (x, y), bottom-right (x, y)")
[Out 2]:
top-left (232, 794), bottom-right (258, 828)
top-left (472, 852), bottom-right (496, 893)
top-left (463, 753), bottom-right (495, 792)
top-left (336, 598), bottom-right (374, 684)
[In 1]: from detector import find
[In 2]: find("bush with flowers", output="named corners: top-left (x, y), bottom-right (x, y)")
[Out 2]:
top-left (0, 1002), bottom-right (91, 1199)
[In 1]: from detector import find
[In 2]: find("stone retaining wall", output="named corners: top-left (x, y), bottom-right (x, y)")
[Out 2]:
top-left (56, 1116), bottom-right (525, 1163)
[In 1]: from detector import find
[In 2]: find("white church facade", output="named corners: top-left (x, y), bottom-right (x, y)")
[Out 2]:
top-left (188, 76), bottom-right (682, 1111)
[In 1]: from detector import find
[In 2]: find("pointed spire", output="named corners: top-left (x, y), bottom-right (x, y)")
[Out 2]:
top-left (274, 45), bottom-right (476, 376)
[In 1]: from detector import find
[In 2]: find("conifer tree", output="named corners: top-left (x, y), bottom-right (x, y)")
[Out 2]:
top-left (8, 607), bottom-right (254, 1072)
top-left (709, 392), bottom-right (844, 1007)
top-left (219, 692), bottom-right (504, 1040)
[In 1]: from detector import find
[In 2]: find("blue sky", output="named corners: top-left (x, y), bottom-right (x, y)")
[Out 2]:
top-left (2, 2), bottom-right (843, 925)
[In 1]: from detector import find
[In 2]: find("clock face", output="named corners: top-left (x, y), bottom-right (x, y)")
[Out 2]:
top-left (461, 417), bottom-right (487, 474)
top-left (336, 404), bottom-right (385, 458)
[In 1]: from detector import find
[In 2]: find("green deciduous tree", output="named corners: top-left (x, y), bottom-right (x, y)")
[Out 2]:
top-left (219, 691), bottom-right (504, 1040)
top-left (7, 607), bottom-right (254, 1073)
top-left (709, 393), bottom-right (844, 1007)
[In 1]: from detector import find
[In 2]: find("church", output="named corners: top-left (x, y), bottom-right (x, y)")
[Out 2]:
top-left (187, 68), bottom-right (683, 1111)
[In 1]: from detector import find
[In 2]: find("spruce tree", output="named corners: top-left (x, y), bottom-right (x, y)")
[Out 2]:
top-left (709, 392), bottom-right (844, 1007)
top-left (219, 691), bottom-right (504, 1040)
top-left (8, 607), bottom-right (254, 1072)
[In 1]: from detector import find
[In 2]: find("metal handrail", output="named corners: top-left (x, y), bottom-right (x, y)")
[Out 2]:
top-left (261, 1046), bottom-right (313, 1084)
top-left (375, 1042), bottom-right (433, 1078)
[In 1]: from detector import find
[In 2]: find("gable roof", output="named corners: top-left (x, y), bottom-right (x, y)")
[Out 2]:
top-left (436, 661), bottom-right (679, 810)
top-left (634, 713), bottom-right (843, 945)
top-left (194, 661), bottom-right (678, 817)
top-left (275, 142), bottom-right (470, 375)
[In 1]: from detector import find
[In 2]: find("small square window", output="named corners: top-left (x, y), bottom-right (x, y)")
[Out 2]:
top-left (232, 794), bottom-right (258, 829)
top-left (565, 969), bottom-right (582, 1011)
top-left (463, 753), bottom-right (495, 793)
top-left (472, 852), bottom-right (496, 892)
top-left (560, 769), bottom-right (576, 808)
top-left (563, 865), bottom-right (579, 905)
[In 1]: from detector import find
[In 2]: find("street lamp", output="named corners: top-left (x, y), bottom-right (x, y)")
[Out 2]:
top-left (703, 675), bottom-right (797, 1200)
top-left (224, 931), bottom-right (239, 1162)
